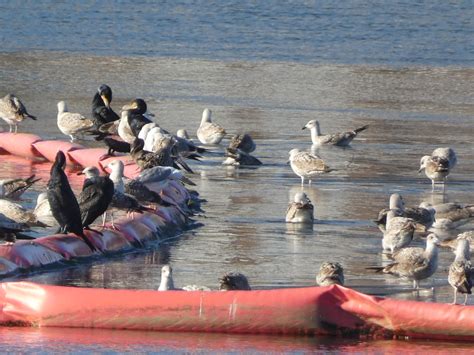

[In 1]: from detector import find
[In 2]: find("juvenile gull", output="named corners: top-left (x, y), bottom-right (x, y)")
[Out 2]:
top-left (382, 210), bottom-right (415, 253)
top-left (228, 133), bottom-right (256, 153)
top-left (57, 101), bottom-right (94, 142)
top-left (432, 147), bottom-right (457, 170)
top-left (316, 262), bottom-right (344, 286)
top-left (288, 148), bottom-right (332, 186)
top-left (0, 212), bottom-right (33, 244)
top-left (418, 155), bottom-right (450, 191)
top-left (107, 160), bottom-right (171, 207)
top-left (369, 234), bottom-right (440, 289)
top-left (219, 272), bottom-right (252, 290)
top-left (158, 265), bottom-right (211, 291)
top-left (375, 193), bottom-right (434, 232)
top-left (33, 192), bottom-right (53, 219)
top-left (222, 148), bottom-right (262, 166)
top-left (448, 237), bottom-right (472, 305)
top-left (196, 108), bottom-right (226, 144)
top-left (0, 199), bottom-right (47, 228)
top-left (285, 192), bottom-right (314, 223)
top-left (0, 174), bottom-right (40, 200)
top-left (423, 202), bottom-right (474, 230)
top-left (0, 94), bottom-right (37, 133)
top-left (302, 119), bottom-right (368, 147)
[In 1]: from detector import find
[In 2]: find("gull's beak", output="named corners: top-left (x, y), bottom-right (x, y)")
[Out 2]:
top-left (286, 160), bottom-right (290, 165)
top-left (302, 126), bottom-right (307, 130)
top-left (76, 171), bottom-right (84, 176)
top-left (418, 167), bottom-right (423, 173)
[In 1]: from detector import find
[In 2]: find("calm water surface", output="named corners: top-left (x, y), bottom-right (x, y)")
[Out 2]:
top-left (1, 1), bottom-right (474, 352)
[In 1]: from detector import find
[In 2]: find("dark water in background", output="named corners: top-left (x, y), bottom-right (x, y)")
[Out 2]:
top-left (1, 1), bottom-right (474, 352)
top-left (0, 0), bottom-right (473, 66)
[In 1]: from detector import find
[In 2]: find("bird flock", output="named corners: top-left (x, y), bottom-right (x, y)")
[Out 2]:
top-left (0, 87), bottom-right (470, 303)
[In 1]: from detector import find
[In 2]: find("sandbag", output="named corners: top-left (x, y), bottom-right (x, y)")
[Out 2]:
top-left (67, 148), bottom-right (109, 170)
top-left (32, 140), bottom-right (84, 166)
top-left (0, 241), bottom-right (64, 268)
top-left (0, 133), bottom-right (42, 160)
top-left (34, 234), bottom-right (96, 259)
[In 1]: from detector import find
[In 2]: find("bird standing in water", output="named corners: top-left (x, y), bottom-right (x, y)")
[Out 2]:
top-left (47, 151), bottom-right (96, 251)
top-left (0, 94), bottom-right (37, 133)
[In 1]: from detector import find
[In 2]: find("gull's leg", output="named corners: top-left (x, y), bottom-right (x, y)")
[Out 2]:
top-left (464, 293), bottom-right (468, 306)
top-left (14, 124), bottom-right (18, 134)
top-left (452, 289), bottom-right (457, 305)
top-left (300, 176), bottom-right (304, 186)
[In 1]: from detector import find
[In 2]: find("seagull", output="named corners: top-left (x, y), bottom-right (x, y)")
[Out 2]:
top-left (196, 108), bottom-right (226, 144)
top-left (432, 147), bottom-right (457, 169)
top-left (375, 193), bottom-right (434, 232)
top-left (382, 210), bottom-right (415, 253)
top-left (158, 265), bottom-right (211, 291)
top-left (228, 133), bottom-right (256, 153)
top-left (316, 262), bottom-right (344, 286)
top-left (302, 120), bottom-right (368, 147)
top-left (285, 192), bottom-right (314, 223)
top-left (219, 272), bottom-right (251, 290)
top-left (0, 212), bottom-right (34, 244)
top-left (448, 237), bottom-right (472, 305)
top-left (368, 234), bottom-right (440, 289)
top-left (222, 148), bottom-right (262, 166)
top-left (33, 192), bottom-right (53, 219)
top-left (419, 155), bottom-right (451, 191)
top-left (0, 94), bottom-right (36, 133)
top-left (107, 160), bottom-right (172, 208)
top-left (423, 202), bottom-right (474, 230)
top-left (57, 101), bottom-right (94, 142)
top-left (0, 174), bottom-right (40, 200)
top-left (288, 148), bottom-right (332, 186)
top-left (0, 199), bottom-right (47, 228)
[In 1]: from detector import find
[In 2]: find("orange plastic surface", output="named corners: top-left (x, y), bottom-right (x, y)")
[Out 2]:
top-left (0, 133), bottom-right (42, 160)
top-left (1, 282), bottom-right (473, 341)
top-left (32, 140), bottom-right (84, 166)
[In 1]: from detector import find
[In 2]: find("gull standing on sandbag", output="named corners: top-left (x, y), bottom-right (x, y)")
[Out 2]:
top-left (47, 151), bottom-right (96, 251)
top-left (196, 108), bottom-right (226, 144)
top-left (368, 234), bottom-right (440, 290)
top-left (316, 262), bottom-right (344, 286)
top-left (107, 160), bottom-right (172, 208)
top-left (57, 101), bottom-right (94, 142)
top-left (288, 148), bottom-right (332, 186)
top-left (285, 192), bottom-right (314, 223)
top-left (0, 94), bottom-right (36, 133)
top-left (302, 120), bottom-right (368, 147)
top-left (448, 237), bottom-right (472, 305)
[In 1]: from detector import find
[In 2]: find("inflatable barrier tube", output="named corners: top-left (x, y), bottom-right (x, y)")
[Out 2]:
top-left (32, 140), bottom-right (84, 166)
top-left (1, 282), bottom-right (474, 341)
top-left (0, 133), bottom-right (43, 160)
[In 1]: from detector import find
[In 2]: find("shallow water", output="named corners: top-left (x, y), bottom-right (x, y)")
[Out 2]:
top-left (1, 1), bottom-right (474, 352)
